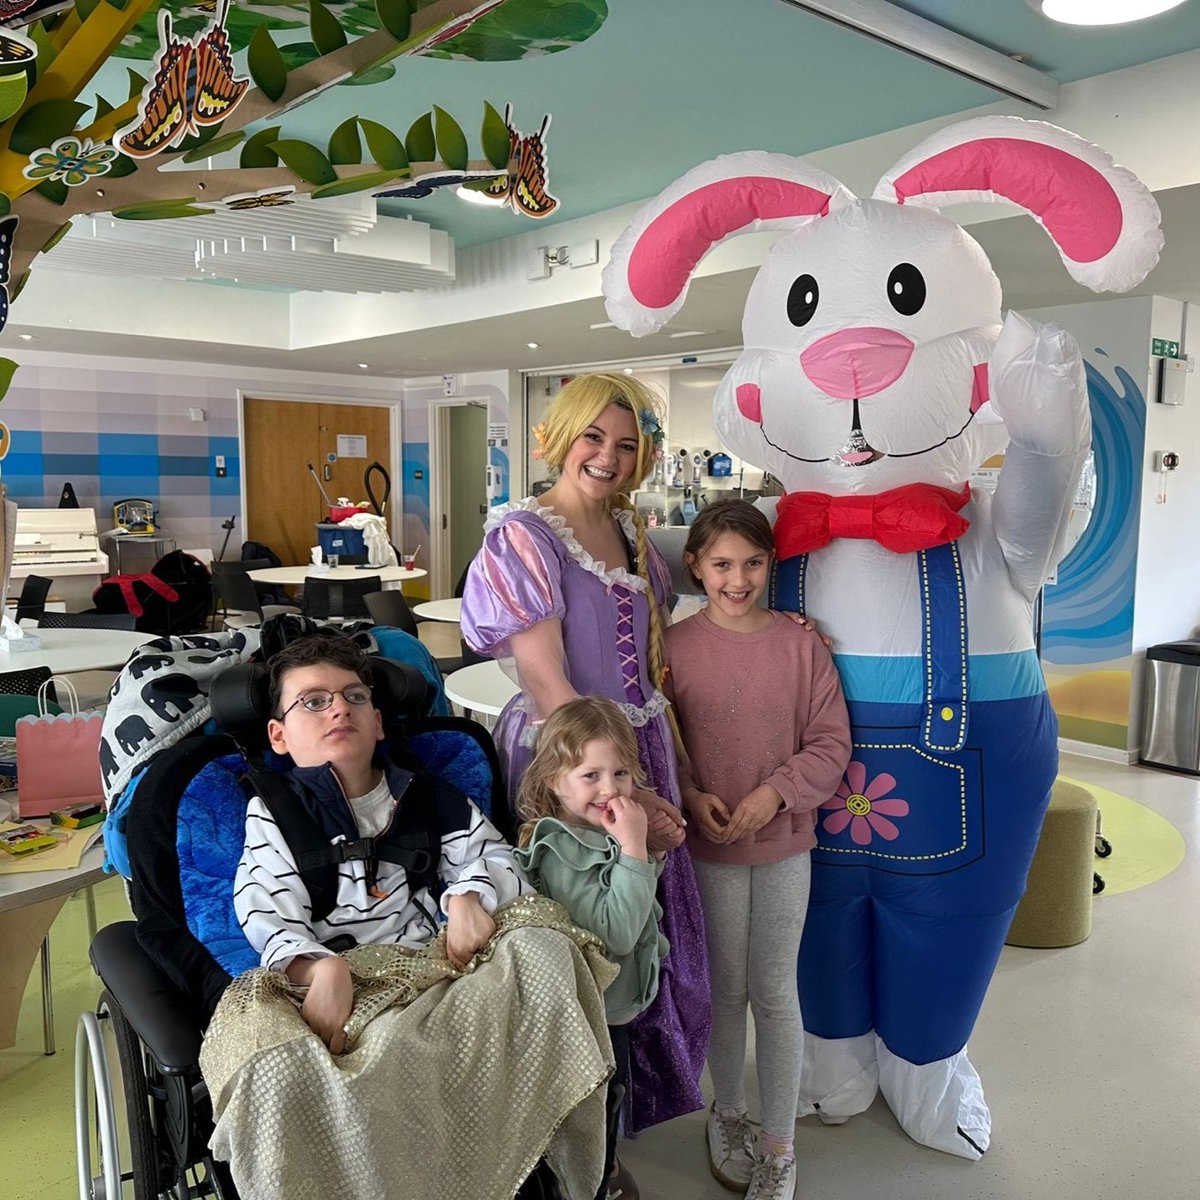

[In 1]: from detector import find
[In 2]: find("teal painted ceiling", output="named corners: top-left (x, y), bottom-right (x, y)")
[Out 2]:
top-left (108, 0), bottom-right (1200, 248)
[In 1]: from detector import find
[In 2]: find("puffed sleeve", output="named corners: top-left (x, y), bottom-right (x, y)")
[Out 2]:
top-left (461, 513), bottom-right (567, 658)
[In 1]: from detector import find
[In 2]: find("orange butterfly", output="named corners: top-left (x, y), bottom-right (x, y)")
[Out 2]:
top-left (117, 0), bottom-right (248, 160)
top-left (482, 107), bottom-right (558, 219)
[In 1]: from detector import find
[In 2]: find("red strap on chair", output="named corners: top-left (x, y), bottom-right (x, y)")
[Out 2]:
top-left (100, 573), bottom-right (179, 618)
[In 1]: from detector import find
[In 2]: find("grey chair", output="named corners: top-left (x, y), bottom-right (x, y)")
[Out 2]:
top-left (0, 663), bottom-right (55, 706)
top-left (38, 611), bottom-right (137, 631)
top-left (14, 574), bottom-right (53, 622)
top-left (212, 559), bottom-right (301, 628)
top-left (303, 575), bottom-right (380, 622)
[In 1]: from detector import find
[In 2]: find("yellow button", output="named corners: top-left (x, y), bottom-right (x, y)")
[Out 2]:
top-left (940, 706), bottom-right (954, 721)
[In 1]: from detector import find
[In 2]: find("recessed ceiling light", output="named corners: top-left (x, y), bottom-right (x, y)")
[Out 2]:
top-left (527, 342), bottom-right (539, 349)
top-left (357, 363), bottom-right (369, 369)
top-left (18, 333), bottom-right (33, 341)
top-left (622, 368), bottom-right (634, 375)
top-left (1029, 0), bottom-right (1185, 23)
top-left (456, 185), bottom-right (500, 206)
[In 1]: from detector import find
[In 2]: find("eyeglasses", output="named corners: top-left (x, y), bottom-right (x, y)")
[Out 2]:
top-left (278, 685), bottom-right (373, 720)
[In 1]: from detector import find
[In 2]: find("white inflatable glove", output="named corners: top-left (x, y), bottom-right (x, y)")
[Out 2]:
top-left (988, 311), bottom-right (1089, 457)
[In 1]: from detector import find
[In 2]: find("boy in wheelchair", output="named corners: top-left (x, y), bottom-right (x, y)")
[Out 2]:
top-left (146, 634), bottom-right (615, 1200)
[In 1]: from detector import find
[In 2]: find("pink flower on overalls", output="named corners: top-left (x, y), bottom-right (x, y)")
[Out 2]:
top-left (820, 761), bottom-right (909, 846)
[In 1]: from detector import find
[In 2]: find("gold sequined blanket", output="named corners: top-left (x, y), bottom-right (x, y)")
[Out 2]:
top-left (200, 896), bottom-right (618, 1200)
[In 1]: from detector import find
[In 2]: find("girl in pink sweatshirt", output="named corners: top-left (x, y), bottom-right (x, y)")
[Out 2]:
top-left (663, 499), bottom-right (851, 1200)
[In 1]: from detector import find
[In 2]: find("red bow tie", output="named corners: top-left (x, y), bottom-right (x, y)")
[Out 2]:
top-left (774, 483), bottom-right (972, 557)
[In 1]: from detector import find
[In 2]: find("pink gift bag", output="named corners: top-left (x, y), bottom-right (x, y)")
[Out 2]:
top-left (16, 678), bottom-right (105, 818)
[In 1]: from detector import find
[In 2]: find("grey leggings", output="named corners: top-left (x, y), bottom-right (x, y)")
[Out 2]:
top-left (692, 853), bottom-right (811, 1139)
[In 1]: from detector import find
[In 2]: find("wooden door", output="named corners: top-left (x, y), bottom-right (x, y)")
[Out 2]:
top-left (244, 398), bottom-right (393, 567)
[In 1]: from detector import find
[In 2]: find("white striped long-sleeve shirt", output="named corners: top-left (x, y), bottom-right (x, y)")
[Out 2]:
top-left (234, 790), bottom-right (529, 973)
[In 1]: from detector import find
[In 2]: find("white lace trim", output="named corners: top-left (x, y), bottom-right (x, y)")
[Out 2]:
top-left (483, 497), bottom-right (647, 593)
top-left (516, 688), bottom-right (669, 748)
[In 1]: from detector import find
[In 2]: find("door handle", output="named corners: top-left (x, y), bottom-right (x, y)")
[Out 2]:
top-left (323, 465), bottom-right (332, 482)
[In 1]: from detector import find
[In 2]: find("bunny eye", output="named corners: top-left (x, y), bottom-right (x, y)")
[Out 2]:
top-left (887, 263), bottom-right (926, 316)
top-left (787, 274), bottom-right (819, 327)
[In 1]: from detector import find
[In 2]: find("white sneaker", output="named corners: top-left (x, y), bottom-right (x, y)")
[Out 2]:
top-left (745, 1153), bottom-right (797, 1200)
top-left (706, 1106), bottom-right (756, 1191)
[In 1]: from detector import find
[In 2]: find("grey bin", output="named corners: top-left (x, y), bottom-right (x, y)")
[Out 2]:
top-left (1141, 640), bottom-right (1200, 774)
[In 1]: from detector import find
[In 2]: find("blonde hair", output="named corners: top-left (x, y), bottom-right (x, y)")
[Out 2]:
top-left (540, 373), bottom-right (686, 759)
top-left (538, 372), bottom-right (663, 498)
top-left (516, 696), bottom-right (644, 846)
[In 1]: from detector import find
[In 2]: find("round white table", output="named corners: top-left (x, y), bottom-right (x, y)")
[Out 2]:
top-left (413, 598), bottom-right (462, 623)
top-left (247, 565), bottom-right (427, 587)
top-left (0, 836), bottom-right (107, 1052)
top-left (0, 627), bottom-right (154, 674)
top-left (442, 661), bottom-right (519, 718)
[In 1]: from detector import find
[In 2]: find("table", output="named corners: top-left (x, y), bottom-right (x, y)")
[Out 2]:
top-left (0, 838), bottom-right (106, 1052)
top-left (0, 627), bottom-right (153, 674)
top-left (108, 533), bottom-right (177, 574)
top-left (413, 598), bottom-right (462, 623)
top-left (442, 661), bottom-right (520, 718)
top-left (247, 565), bottom-right (427, 587)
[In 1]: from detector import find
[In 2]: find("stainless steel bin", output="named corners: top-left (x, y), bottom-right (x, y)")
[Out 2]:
top-left (1141, 640), bottom-right (1200, 774)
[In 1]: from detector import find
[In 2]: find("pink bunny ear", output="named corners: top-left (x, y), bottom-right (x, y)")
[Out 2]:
top-left (603, 152), bottom-right (854, 337)
top-left (873, 116), bottom-right (1162, 294)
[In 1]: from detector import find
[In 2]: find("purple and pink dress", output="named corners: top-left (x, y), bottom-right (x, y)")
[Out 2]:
top-left (462, 498), bottom-right (710, 1131)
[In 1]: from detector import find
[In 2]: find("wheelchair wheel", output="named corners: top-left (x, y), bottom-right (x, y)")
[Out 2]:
top-left (104, 991), bottom-right (169, 1200)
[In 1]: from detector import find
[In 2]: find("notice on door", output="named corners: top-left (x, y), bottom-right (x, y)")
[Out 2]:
top-left (337, 434), bottom-right (368, 458)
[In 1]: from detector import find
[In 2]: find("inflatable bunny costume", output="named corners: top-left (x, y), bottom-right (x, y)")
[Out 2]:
top-left (603, 117), bottom-right (1161, 1158)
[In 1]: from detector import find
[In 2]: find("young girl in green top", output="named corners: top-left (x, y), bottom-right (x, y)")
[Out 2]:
top-left (514, 696), bottom-right (668, 1200)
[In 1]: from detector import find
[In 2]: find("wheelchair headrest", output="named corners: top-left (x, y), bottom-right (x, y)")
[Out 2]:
top-left (210, 657), bottom-right (431, 749)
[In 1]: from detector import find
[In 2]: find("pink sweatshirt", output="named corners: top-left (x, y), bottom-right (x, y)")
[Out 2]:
top-left (664, 609), bottom-right (852, 866)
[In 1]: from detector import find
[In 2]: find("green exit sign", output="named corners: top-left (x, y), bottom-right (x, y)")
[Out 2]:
top-left (1152, 338), bottom-right (1181, 358)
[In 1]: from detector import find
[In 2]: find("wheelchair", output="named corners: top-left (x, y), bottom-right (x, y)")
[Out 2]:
top-left (75, 650), bottom-right (565, 1200)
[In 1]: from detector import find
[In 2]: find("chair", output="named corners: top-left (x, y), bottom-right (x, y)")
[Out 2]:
top-left (302, 575), bottom-right (380, 622)
top-left (211, 560), bottom-right (300, 629)
top-left (38, 611), bottom-right (136, 631)
top-left (334, 553), bottom-right (368, 566)
top-left (364, 589), bottom-right (418, 636)
top-left (365, 591), bottom-right (463, 674)
top-left (14, 574), bottom-right (53, 622)
top-left (0, 662), bottom-right (54, 701)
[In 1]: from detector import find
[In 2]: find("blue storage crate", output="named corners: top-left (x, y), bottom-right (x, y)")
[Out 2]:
top-left (315, 523), bottom-right (367, 559)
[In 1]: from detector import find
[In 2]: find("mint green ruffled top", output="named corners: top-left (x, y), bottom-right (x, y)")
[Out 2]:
top-left (514, 818), bottom-right (668, 1025)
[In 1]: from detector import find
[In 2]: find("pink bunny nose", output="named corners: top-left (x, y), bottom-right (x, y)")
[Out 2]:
top-left (800, 327), bottom-right (915, 399)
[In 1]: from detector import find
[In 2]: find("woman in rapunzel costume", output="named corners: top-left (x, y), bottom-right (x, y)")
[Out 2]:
top-left (460, 372), bottom-right (710, 1133)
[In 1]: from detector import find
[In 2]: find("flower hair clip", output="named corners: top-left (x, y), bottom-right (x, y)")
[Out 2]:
top-left (639, 408), bottom-right (665, 458)
top-left (530, 421), bottom-right (548, 460)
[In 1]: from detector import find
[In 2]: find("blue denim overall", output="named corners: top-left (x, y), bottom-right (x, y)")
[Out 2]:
top-left (773, 543), bottom-right (1057, 1064)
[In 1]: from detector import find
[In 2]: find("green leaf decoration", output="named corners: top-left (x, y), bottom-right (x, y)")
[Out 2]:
top-left (30, 23), bottom-right (58, 76)
top-left (9, 270), bottom-right (28, 303)
top-left (327, 117), bottom-right (362, 166)
top-left (309, 0), bottom-right (347, 55)
top-left (278, 41), bottom-right (321, 72)
top-left (433, 106), bottom-right (468, 171)
top-left (268, 139), bottom-right (337, 185)
top-left (375, 0), bottom-right (412, 42)
top-left (358, 118), bottom-right (407, 170)
top-left (0, 73), bottom-right (27, 125)
top-left (112, 199), bottom-right (215, 221)
top-left (92, 94), bottom-right (114, 122)
top-left (10, 99), bottom-right (89, 155)
top-left (181, 129), bottom-right (246, 163)
top-left (74, 0), bottom-right (102, 20)
top-left (311, 169), bottom-right (408, 200)
top-left (343, 64), bottom-right (395, 87)
top-left (481, 101), bottom-right (510, 170)
top-left (39, 221), bottom-right (72, 256)
top-left (104, 153), bottom-right (137, 180)
top-left (34, 178), bottom-right (68, 206)
top-left (404, 112), bottom-right (434, 163)
top-left (126, 68), bottom-right (147, 101)
top-left (240, 125), bottom-right (282, 169)
top-left (0, 193), bottom-right (9, 217)
top-left (0, 357), bottom-right (17, 402)
top-left (248, 25), bottom-right (288, 103)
